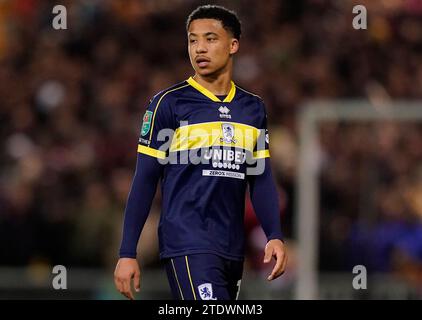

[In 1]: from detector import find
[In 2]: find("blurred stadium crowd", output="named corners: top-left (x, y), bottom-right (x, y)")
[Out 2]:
top-left (0, 0), bottom-right (421, 288)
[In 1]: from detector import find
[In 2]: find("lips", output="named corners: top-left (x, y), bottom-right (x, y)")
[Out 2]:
top-left (195, 56), bottom-right (210, 68)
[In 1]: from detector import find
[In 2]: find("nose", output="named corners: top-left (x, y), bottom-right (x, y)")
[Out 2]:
top-left (195, 39), bottom-right (207, 54)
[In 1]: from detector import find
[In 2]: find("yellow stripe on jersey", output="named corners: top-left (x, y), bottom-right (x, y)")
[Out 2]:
top-left (224, 81), bottom-right (237, 102)
top-left (169, 121), bottom-right (261, 153)
top-left (185, 256), bottom-right (197, 300)
top-left (171, 258), bottom-right (184, 300)
top-left (137, 144), bottom-right (166, 159)
top-left (253, 149), bottom-right (270, 159)
top-left (148, 84), bottom-right (190, 142)
top-left (187, 77), bottom-right (236, 103)
top-left (235, 85), bottom-right (262, 100)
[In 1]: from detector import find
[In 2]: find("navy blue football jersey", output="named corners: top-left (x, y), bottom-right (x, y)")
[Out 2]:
top-left (138, 77), bottom-right (270, 260)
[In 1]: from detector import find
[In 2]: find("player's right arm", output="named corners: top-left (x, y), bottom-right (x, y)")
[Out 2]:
top-left (114, 93), bottom-right (174, 300)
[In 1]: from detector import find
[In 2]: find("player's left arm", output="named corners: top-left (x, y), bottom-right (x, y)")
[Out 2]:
top-left (247, 100), bottom-right (287, 281)
top-left (248, 158), bottom-right (288, 281)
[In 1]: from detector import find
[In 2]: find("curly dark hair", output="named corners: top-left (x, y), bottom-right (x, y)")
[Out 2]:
top-left (186, 5), bottom-right (242, 40)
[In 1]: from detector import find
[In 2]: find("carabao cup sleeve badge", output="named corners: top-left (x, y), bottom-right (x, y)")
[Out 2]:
top-left (141, 110), bottom-right (153, 136)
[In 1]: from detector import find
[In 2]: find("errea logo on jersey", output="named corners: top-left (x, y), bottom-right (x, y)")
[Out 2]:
top-left (218, 106), bottom-right (231, 119)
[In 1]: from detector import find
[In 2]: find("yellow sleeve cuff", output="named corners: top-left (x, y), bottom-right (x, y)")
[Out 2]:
top-left (137, 144), bottom-right (166, 159)
top-left (253, 149), bottom-right (270, 159)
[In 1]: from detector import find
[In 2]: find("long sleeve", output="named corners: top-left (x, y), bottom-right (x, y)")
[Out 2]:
top-left (248, 157), bottom-right (284, 241)
top-left (248, 97), bottom-right (283, 242)
top-left (118, 153), bottom-right (163, 258)
top-left (118, 90), bottom-right (174, 258)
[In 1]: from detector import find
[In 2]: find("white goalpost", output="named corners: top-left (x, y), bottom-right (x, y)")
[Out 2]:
top-left (295, 100), bottom-right (422, 299)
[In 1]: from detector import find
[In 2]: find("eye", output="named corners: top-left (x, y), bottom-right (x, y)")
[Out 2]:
top-left (207, 38), bottom-right (217, 42)
top-left (189, 39), bottom-right (197, 44)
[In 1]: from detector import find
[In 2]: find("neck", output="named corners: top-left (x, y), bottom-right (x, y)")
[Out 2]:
top-left (193, 63), bottom-right (233, 96)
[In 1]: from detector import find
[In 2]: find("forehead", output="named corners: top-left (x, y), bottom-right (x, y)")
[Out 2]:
top-left (188, 18), bottom-right (227, 36)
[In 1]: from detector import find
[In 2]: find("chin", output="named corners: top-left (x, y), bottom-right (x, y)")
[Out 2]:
top-left (195, 68), bottom-right (219, 77)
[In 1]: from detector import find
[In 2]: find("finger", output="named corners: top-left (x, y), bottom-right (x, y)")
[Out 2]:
top-left (114, 275), bottom-right (121, 292)
top-left (114, 276), bottom-right (126, 296)
top-left (263, 245), bottom-right (273, 263)
top-left (274, 252), bottom-right (287, 279)
top-left (116, 278), bottom-right (130, 299)
top-left (122, 278), bottom-right (134, 300)
top-left (268, 251), bottom-right (283, 281)
top-left (133, 272), bottom-right (141, 292)
top-left (280, 252), bottom-right (288, 274)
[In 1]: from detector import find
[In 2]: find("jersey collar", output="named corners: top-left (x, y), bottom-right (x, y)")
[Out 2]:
top-left (187, 76), bottom-right (236, 103)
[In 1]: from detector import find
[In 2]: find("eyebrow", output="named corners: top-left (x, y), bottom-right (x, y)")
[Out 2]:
top-left (188, 32), bottom-right (219, 37)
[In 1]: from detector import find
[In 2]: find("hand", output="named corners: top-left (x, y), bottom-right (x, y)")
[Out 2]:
top-left (263, 239), bottom-right (287, 281)
top-left (114, 258), bottom-right (141, 300)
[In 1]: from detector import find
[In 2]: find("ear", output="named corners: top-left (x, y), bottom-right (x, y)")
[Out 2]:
top-left (229, 38), bottom-right (239, 55)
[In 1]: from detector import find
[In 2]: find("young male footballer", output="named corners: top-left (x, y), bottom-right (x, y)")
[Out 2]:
top-left (114, 5), bottom-right (287, 300)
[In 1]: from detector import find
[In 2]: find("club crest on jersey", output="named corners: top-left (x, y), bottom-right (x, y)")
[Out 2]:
top-left (141, 110), bottom-right (153, 136)
top-left (198, 283), bottom-right (217, 300)
top-left (218, 105), bottom-right (231, 119)
top-left (220, 123), bottom-right (236, 144)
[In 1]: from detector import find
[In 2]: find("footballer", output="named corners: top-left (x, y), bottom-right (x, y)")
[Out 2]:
top-left (114, 5), bottom-right (287, 300)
